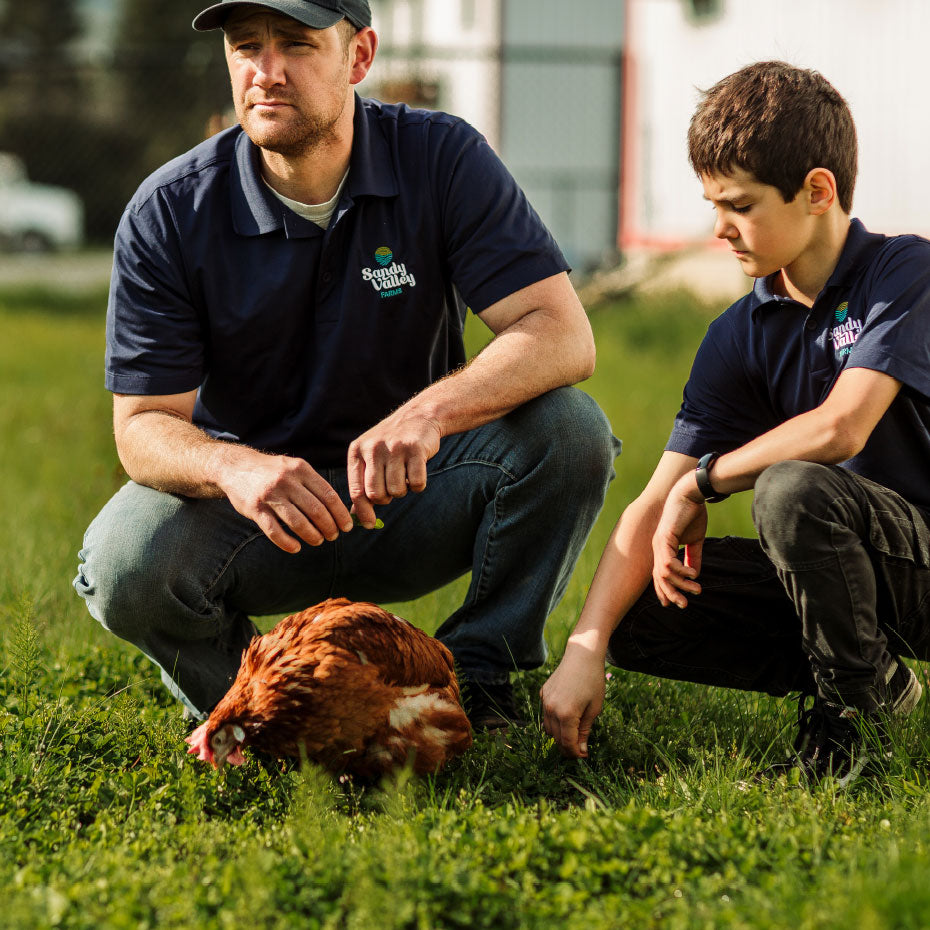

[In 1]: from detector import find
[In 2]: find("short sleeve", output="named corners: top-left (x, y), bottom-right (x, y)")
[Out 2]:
top-left (666, 305), bottom-right (775, 456)
top-left (105, 191), bottom-right (206, 396)
top-left (431, 121), bottom-right (569, 312)
top-left (844, 237), bottom-right (930, 401)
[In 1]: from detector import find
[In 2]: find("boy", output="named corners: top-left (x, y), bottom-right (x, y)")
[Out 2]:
top-left (541, 60), bottom-right (930, 783)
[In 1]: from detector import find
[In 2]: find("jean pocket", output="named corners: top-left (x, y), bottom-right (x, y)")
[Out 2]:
top-left (868, 507), bottom-right (930, 567)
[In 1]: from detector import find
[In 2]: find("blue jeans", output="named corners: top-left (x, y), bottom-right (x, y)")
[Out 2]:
top-left (74, 387), bottom-right (619, 716)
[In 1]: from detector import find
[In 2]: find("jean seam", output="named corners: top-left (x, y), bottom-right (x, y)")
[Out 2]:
top-left (427, 457), bottom-right (518, 482)
top-left (203, 529), bottom-right (267, 600)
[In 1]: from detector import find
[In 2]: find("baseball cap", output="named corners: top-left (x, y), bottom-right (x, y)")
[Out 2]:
top-left (193, 0), bottom-right (371, 31)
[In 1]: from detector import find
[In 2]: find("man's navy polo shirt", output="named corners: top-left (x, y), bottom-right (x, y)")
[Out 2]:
top-left (667, 219), bottom-right (930, 510)
top-left (106, 96), bottom-right (568, 468)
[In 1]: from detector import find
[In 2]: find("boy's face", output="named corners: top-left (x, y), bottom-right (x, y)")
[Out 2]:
top-left (701, 169), bottom-right (813, 279)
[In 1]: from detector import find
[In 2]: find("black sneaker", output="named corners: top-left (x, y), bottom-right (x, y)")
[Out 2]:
top-left (461, 678), bottom-right (528, 731)
top-left (879, 659), bottom-right (922, 714)
top-left (762, 695), bottom-right (876, 785)
top-left (766, 661), bottom-right (921, 786)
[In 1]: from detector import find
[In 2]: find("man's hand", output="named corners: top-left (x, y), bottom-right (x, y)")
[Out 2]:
top-left (540, 642), bottom-right (607, 758)
top-left (651, 472), bottom-right (708, 609)
top-left (347, 408), bottom-right (443, 527)
top-left (220, 450), bottom-right (354, 553)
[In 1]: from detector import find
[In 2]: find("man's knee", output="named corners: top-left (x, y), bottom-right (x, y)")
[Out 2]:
top-left (74, 483), bottom-right (196, 642)
top-left (516, 387), bottom-right (619, 490)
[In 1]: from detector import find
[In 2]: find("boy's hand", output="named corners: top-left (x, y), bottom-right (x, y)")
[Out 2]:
top-left (540, 643), bottom-right (606, 758)
top-left (652, 473), bottom-right (708, 609)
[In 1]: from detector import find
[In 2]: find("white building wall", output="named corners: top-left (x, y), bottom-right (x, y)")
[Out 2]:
top-left (362, 0), bottom-right (501, 145)
top-left (624, 0), bottom-right (930, 246)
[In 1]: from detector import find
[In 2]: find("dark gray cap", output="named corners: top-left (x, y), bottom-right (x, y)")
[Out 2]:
top-left (193, 0), bottom-right (371, 31)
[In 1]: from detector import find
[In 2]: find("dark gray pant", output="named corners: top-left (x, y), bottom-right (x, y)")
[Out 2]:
top-left (608, 462), bottom-right (930, 711)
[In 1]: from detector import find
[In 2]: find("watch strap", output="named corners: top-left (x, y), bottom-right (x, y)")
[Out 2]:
top-left (695, 452), bottom-right (730, 503)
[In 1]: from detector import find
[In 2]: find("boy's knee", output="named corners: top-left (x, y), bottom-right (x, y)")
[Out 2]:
top-left (753, 460), bottom-right (838, 555)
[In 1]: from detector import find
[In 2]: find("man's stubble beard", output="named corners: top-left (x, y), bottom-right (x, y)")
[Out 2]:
top-left (239, 105), bottom-right (344, 158)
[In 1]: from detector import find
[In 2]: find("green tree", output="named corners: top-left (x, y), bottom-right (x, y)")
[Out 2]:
top-left (0, 0), bottom-right (82, 104)
top-left (115, 0), bottom-right (231, 175)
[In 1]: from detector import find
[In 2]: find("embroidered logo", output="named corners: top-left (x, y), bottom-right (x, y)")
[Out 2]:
top-left (830, 301), bottom-right (862, 357)
top-left (361, 246), bottom-right (417, 299)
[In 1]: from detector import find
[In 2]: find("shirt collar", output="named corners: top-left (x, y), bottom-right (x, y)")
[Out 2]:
top-left (230, 94), bottom-right (398, 238)
top-left (750, 218), bottom-right (887, 314)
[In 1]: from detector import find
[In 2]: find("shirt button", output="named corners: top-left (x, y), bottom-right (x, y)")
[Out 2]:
top-left (805, 317), bottom-right (816, 330)
top-left (321, 271), bottom-right (333, 283)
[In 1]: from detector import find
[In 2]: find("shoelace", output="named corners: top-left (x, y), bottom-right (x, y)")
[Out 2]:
top-left (792, 693), bottom-right (823, 757)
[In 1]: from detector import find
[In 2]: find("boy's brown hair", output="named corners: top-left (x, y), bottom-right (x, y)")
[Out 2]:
top-left (688, 61), bottom-right (857, 213)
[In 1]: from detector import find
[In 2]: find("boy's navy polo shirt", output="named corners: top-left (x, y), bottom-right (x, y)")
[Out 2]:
top-left (667, 219), bottom-right (930, 511)
top-left (105, 96), bottom-right (568, 468)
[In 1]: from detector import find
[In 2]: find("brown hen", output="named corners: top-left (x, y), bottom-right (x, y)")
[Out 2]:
top-left (185, 597), bottom-right (473, 776)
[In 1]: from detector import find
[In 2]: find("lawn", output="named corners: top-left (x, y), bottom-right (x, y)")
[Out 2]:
top-left (3, 283), bottom-right (930, 929)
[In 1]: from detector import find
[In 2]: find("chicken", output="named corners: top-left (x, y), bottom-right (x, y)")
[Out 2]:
top-left (185, 597), bottom-right (473, 776)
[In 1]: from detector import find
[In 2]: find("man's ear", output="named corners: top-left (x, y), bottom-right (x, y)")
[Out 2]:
top-left (805, 168), bottom-right (838, 216)
top-left (349, 27), bottom-right (378, 85)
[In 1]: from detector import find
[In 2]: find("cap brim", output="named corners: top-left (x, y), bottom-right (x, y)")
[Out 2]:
top-left (193, 1), bottom-right (345, 32)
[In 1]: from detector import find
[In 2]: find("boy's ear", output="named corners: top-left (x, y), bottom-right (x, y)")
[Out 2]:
top-left (804, 168), bottom-right (838, 216)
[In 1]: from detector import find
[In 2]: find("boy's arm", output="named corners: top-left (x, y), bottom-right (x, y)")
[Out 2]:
top-left (540, 450), bottom-right (698, 758)
top-left (653, 365), bottom-right (902, 607)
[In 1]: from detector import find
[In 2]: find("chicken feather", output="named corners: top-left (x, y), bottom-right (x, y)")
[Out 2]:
top-left (186, 597), bottom-right (472, 776)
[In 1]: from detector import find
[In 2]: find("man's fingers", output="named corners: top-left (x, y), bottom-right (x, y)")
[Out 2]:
top-left (384, 457), bottom-right (408, 499)
top-left (405, 455), bottom-right (428, 493)
top-left (303, 473), bottom-right (353, 533)
top-left (270, 501), bottom-right (326, 547)
top-left (351, 494), bottom-right (378, 529)
top-left (253, 508), bottom-right (302, 554)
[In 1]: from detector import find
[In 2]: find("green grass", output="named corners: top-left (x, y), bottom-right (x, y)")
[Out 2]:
top-left (3, 284), bottom-right (930, 928)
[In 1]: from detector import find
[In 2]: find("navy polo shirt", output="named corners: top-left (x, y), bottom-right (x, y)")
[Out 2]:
top-left (105, 96), bottom-right (568, 468)
top-left (667, 219), bottom-right (930, 510)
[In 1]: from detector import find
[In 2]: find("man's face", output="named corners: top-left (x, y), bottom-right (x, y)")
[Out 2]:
top-left (701, 168), bottom-right (813, 280)
top-left (224, 9), bottom-right (356, 156)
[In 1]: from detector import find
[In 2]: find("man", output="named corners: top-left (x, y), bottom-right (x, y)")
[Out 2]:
top-left (74, 0), bottom-right (618, 730)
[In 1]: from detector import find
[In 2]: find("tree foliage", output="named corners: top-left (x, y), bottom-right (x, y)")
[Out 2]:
top-left (0, 0), bottom-right (230, 242)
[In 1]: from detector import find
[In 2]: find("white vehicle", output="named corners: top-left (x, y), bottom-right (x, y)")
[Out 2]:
top-left (0, 152), bottom-right (84, 252)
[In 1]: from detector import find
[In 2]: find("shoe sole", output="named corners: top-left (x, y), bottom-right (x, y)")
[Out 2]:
top-left (890, 666), bottom-right (922, 715)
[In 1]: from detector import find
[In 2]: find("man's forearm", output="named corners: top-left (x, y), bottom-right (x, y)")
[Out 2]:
top-left (116, 410), bottom-right (248, 498)
top-left (401, 305), bottom-right (595, 439)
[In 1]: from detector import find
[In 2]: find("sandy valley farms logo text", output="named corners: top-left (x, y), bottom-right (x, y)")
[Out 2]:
top-left (830, 301), bottom-right (862, 357)
top-left (361, 246), bottom-right (417, 299)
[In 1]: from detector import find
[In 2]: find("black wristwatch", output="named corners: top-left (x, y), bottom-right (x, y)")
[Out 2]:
top-left (695, 452), bottom-right (730, 503)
